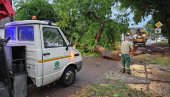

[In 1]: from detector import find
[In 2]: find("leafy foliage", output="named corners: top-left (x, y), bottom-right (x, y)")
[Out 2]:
top-left (16, 0), bottom-right (57, 21)
top-left (53, 0), bottom-right (129, 52)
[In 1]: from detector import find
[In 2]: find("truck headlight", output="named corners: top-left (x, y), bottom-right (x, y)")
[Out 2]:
top-left (142, 34), bottom-right (146, 37)
top-left (70, 52), bottom-right (75, 59)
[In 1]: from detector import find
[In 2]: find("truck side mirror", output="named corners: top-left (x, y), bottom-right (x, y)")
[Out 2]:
top-left (66, 39), bottom-right (74, 51)
top-left (66, 43), bottom-right (73, 51)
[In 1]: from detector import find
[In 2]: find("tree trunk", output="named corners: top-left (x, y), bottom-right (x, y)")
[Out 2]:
top-left (163, 2), bottom-right (170, 49)
top-left (94, 45), bottom-right (142, 61)
top-left (95, 22), bottom-right (105, 44)
top-left (165, 18), bottom-right (170, 49)
top-left (168, 29), bottom-right (170, 48)
top-left (94, 45), bottom-right (121, 61)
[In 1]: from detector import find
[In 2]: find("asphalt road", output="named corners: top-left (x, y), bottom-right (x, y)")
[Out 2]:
top-left (28, 57), bottom-right (120, 97)
top-left (146, 39), bottom-right (161, 45)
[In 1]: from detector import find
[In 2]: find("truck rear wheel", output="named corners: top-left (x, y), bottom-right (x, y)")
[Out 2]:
top-left (60, 66), bottom-right (76, 87)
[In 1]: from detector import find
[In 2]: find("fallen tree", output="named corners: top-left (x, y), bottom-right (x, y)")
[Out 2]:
top-left (94, 45), bottom-right (121, 61)
top-left (94, 45), bottom-right (142, 61)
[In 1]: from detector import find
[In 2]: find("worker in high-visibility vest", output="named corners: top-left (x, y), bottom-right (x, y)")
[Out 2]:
top-left (120, 36), bottom-right (134, 74)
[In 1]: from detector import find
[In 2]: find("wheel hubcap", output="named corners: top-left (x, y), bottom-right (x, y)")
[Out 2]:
top-left (65, 71), bottom-right (74, 81)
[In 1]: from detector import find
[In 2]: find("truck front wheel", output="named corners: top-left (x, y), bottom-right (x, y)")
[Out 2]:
top-left (60, 66), bottom-right (76, 87)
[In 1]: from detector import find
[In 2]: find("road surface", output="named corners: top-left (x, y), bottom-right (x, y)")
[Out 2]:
top-left (146, 39), bottom-right (161, 45)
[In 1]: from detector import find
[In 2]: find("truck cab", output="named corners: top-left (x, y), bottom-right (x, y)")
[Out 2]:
top-left (133, 29), bottom-right (147, 45)
top-left (5, 20), bottom-right (82, 87)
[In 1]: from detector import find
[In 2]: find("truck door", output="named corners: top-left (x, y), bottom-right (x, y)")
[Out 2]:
top-left (40, 26), bottom-right (70, 85)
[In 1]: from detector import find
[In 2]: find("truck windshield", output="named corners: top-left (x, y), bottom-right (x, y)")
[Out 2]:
top-left (5, 26), bottom-right (16, 40)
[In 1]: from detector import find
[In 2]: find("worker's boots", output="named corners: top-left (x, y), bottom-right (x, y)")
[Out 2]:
top-left (120, 68), bottom-right (125, 73)
top-left (125, 69), bottom-right (131, 74)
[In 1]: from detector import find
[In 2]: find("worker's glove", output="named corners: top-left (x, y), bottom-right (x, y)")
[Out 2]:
top-left (130, 55), bottom-right (133, 58)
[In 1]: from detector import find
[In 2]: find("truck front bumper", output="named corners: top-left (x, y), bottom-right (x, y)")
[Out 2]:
top-left (75, 61), bottom-right (82, 72)
top-left (134, 38), bottom-right (145, 43)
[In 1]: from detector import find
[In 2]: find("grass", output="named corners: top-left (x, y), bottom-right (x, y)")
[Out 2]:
top-left (133, 54), bottom-right (170, 66)
top-left (70, 84), bottom-right (150, 97)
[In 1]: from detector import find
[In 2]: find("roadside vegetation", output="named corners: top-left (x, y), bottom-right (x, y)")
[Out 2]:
top-left (71, 84), bottom-right (150, 97)
top-left (133, 54), bottom-right (170, 66)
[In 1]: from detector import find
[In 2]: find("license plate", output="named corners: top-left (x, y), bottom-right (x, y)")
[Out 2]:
top-left (138, 39), bottom-right (142, 42)
top-left (138, 36), bottom-right (141, 38)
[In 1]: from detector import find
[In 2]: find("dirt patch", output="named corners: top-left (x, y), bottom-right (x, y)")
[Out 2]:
top-left (105, 71), bottom-right (150, 84)
top-left (127, 42), bottom-right (170, 97)
top-left (129, 64), bottom-right (170, 97)
top-left (128, 82), bottom-right (170, 97)
top-left (100, 63), bottom-right (170, 97)
top-left (142, 41), bottom-right (170, 56)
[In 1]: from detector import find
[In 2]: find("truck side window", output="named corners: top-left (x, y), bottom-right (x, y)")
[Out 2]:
top-left (5, 27), bottom-right (16, 40)
top-left (43, 27), bottom-right (66, 48)
top-left (18, 26), bottom-right (34, 41)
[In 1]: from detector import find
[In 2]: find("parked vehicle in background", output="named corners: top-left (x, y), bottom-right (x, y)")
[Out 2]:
top-left (133, 29), bottom-right (147, 45)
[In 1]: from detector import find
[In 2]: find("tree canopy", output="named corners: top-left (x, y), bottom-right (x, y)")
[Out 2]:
top-left (53, 0), bottom-right (129, 52)
top-left (15, 0), bottom-right (57, 21)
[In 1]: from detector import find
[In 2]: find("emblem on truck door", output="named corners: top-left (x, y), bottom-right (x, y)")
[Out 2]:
top-left (54, 61), bottom-right (60, 70)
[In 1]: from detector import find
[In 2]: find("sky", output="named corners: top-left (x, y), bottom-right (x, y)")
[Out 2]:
top-left (111, 6), bottom-right (152, 28)
top-left (128, 13), bottom-right (152, 28)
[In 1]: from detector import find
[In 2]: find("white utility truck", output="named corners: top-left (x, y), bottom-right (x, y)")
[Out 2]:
top-left (5, 20), bottom-right (82, 88)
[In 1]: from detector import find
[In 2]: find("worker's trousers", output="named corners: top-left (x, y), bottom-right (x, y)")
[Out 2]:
top-left (121, 54), bottom-right (130, 69)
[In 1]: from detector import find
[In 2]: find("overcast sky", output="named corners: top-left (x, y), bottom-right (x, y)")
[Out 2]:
top-left (111, 6), bottom-right (152, 28)
top-left (128, 13), bottom-right (152, 28)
